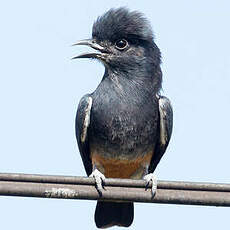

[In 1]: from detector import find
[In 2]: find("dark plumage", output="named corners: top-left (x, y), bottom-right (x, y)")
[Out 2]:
top-left (92, 8), bottom-right (153, 42)
top-left (74, 7), bottom-right (173, 228)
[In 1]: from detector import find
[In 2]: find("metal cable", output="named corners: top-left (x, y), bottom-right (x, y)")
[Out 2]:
top-left (0, 172), bottom-right (230, 206)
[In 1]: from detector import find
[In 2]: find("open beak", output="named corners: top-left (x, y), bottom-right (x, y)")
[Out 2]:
top-left (72, 39), bottom-right (107, 59)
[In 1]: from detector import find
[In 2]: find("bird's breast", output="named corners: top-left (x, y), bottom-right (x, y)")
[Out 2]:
top-left (90, 86), bottom-right (158, 159)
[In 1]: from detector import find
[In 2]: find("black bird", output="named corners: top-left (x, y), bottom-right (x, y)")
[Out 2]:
top-left (73, 7), bottom-right (173, 228)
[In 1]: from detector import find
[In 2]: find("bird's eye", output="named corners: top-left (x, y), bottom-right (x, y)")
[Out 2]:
top-left (115, 39), bottom-right (128, 50)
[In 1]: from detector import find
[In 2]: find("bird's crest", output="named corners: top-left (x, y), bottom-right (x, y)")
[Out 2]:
top-left (92, 7), bottom-right (154, 42)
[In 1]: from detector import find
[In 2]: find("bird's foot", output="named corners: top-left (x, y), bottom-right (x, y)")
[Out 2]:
top-left (143, 173), bottom-right (157, 197)
top-left (89, 169), bottom-right (106, 196)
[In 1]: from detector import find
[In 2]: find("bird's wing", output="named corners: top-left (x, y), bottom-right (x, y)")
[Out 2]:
top-left (148, 95), bottom-right (173, 173)
top-left (75, 94), bottom-right (93, 176)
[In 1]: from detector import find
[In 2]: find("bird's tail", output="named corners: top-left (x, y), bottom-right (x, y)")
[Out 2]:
top-left (95, 201), bottom-right (134, 228)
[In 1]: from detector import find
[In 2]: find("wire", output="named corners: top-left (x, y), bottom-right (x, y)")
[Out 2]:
top-left (0, 172), bottom-right (230, 206)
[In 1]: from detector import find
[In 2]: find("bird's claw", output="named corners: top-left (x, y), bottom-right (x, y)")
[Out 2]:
top-left (89, 169), bottom-right (106, 196)
top-left (143, 173), bottom-right (157, 197)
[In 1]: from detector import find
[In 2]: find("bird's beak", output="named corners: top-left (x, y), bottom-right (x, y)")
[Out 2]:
top-left (72, 39), bottom-right (107, 59)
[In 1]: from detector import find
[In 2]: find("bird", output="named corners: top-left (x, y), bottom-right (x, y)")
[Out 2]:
top-left (73, 7), bottom-right (173, 228)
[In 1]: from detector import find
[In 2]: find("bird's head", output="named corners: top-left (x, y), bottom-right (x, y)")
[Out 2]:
top-left (73, 7), bottom-right (162, 90)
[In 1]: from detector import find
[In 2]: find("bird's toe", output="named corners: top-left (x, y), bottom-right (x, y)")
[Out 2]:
top-left (89, 169), bottom-right (106, 196)
top-left (143, 173), bottom-right (157, 197)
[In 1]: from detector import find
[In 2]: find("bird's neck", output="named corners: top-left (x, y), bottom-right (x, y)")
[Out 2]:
top-left (102, 63), bottom-right (162, 94)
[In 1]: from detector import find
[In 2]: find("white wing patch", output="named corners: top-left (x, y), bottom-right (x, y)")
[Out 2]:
top-left (81, 96), bottom-right (93, 143)
top-left (159, 97), bottom-right (168, 146)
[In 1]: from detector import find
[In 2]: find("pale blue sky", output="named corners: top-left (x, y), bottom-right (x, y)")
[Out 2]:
top-left (0, 0), bottom-right (230, 229)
